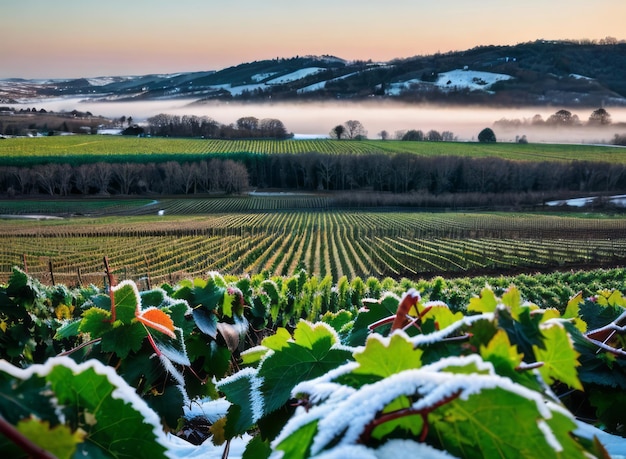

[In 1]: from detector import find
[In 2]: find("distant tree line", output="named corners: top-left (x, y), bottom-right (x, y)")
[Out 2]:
top-left (2, 152), bottom-right (626, 199)
top-left (145, 114), bottom-right (291, 139)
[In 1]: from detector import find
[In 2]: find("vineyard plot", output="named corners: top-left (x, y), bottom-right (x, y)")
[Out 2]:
top-left (2, 211), bottom-right (626, 285)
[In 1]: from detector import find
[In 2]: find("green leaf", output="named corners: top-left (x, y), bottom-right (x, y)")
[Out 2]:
top-left (99, 322), bottom-right (145, 359)
top-left (193, 278), bottom-right (225, 312)
top-left (192, 308), bottom-right (218, 338)
top-left (243, 435), bottom-right (272, 459)
top-left (219, 369), bottom-right (263, 436)
top-left (111, 281), bottom-right (141, 325)
top-left (433, 387), bottom-right (587, 458)
top-left (563, 291), bottom-right (583, 320)
top-left (274, 420), bottom-right (317, 459)
top-left (480, 329), bottom-right (523, 375)
top-left (54, 319), bottom-right (81, 340)
top-left (468, 286), bottom-right (498, 313)
top-left (261, 327), bottom-right (292, 351)
top-left (259, 321), bottom-right (352, 413)
top-left (533, 324), bottom-right (583, 390)
top-left (17, 418), bottom-right (83, 459)
top-left (498, 307), bottom-right (545, 362)
top-left (354, 333), bottom-right (423, 379)
top-left (0, 357), bottom-right (168, 458)
top-left (78, 307), bottom-right (111, 338)
top-left (502, 285), bottom-right (523, 318)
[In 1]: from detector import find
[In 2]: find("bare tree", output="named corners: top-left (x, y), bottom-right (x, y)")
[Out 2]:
top-left (92, 163), bottom-right (112, 194)
top-left (344, 120), bottom-right (366, 139)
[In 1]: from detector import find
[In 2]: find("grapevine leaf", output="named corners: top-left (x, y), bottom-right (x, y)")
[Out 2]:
top-left (261, 327), bottom-right (292, 351)
top-left (347, 296), bottom-right (400, 346)
top-left (78, 307), bottom-right (111, 338)
top-left (564, 291), bottom-right (583, 319)
top-left (354, 333), bottom-right (423, 379)
top-left (274, 420), bottom-right (317, 459)
top-left (480, 329), bottom-right (523, 377)
top-left (433, 387), bottom-right (586, 458)
top-left (422, 303), bottom-right (464, 330)
top-left (111, 281), bottom-right (141, 325)
top-left (54, 319), bottom-right (81, 340)
top-left (242, 435), bottom-right (272, 459)
top-left (259, 321), bottom-right (352, 414)
top-left (193, 278), bottom-right (225, 312)
top-left (222, 290), bottom-right (235, 318)
top-left (219, 369), bottom-right (263, 436)
top-left (533, 325), bottom-right (583, 390)
top-left (0, 357), bottom-right (168, 458)
top-left (502, 285), bottom-right (523, 318)
top-left (192, 307), bottom-right (218, 338)
top-left (497, 307), bottom-right (545, 361)
top-left (579, 299), bottom-right (623, 331)
top-left (150, 325), bottom-right (190, 366)
top-left (468, 286), bottom-right (498, 313)
top-left (16, 418), bottom-right (83, 459)
top-left (99, 322), bottom-right (145, 359)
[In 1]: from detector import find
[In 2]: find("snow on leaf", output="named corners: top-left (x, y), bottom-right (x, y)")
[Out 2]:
top-left (533, 324), bottom-right (583, 391)
top-left (259, 320), bottom-right (352, 414)
top-left (217, 367), bottom-right (264, 435)
top-left (0, 357), bottom-right (170, 458)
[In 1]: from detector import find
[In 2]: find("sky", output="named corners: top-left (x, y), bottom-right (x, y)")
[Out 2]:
top-left (2, 0), bottom-right (625, 79)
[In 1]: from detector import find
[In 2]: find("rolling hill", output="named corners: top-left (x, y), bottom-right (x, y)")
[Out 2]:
top-left (2, 40), bottom-right (626, 107)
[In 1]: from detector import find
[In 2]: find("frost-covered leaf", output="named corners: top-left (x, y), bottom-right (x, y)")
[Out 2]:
top-left (0, 357), bottom-right (169, 458)
top-left (432, 387), bottom-right (586, 458)
top-left (261, 327), bottom-right (293, 351)
top-left (353, 333), bottom-right (423, 379)
top-left (218, 368), bottom-right (264, 435)
top-left (259, 321), bottom-right (352, 414)
top-left (111, 281), bottom-right (141, 325)
top-left (533, 324), bottom-right (582, 390)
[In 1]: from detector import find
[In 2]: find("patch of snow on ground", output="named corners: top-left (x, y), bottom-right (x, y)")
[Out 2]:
top-left (297, 72), bottom-right (359, 94)
top-left (434, 69), bottom-right (513, 92)
top-left (250, 72), bottom-right (278, 82)
top-left (266, 67), bottom-right (327, 85)
top-left (546, 194), bottom-right (626, 207)
top-left (570, 73), bottom-right (594, 80)
top-left (386, 79), bottom-right (422, 96)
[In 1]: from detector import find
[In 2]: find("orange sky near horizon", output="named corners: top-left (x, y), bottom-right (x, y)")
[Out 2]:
top-left (1, 0), bottom-right (624, 79)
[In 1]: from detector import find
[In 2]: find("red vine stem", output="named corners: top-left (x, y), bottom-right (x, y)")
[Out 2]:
top-left (358, 389), bottom-right (463, 444)
top-left (0, 415), bottom-right (57, 459)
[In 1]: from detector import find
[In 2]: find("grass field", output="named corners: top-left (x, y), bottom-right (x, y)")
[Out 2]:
top-left (2, 206), bottom-right (625, 286)
top-left (1, 135), bottom-right (625, 163)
